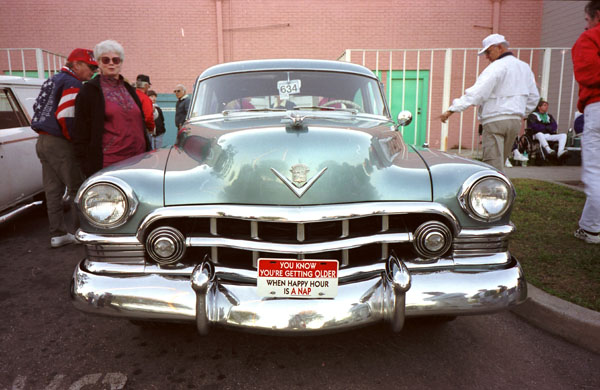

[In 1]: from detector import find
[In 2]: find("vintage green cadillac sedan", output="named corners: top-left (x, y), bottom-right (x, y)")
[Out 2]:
top-left (71, 59), bottom-right (526, 334)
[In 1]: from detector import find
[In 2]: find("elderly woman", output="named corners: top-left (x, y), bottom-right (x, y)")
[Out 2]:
top-left (74, 39), bottom-right (149, 177)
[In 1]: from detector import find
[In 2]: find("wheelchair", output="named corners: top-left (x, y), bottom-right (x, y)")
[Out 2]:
top-left (513, 128), bottom-right (561, 166)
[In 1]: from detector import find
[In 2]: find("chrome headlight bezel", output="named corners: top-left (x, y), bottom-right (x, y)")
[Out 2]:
top-left (75, 177), bottom-right (139, 229)
top-left (457, 171), bottom-right (515, 222)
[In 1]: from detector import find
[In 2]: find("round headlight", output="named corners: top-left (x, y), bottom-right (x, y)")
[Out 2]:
top-left (466, 177), bottom-right (512, 221)
top-left (80, 183), bottom-right (128, 227)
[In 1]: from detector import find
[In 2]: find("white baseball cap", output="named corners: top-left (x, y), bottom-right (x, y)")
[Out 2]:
top-left (478, 34), bottom-right (509, 55)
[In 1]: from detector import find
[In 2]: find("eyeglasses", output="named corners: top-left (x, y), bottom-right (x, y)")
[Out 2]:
top-left (173, 89), bottom-right (182, 93)
top-left (87, 64), bottom-right (99, 72)
top-left (100, 56), bottom-right (122, 65)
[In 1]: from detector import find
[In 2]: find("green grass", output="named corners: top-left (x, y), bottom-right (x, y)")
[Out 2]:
top-left (510, 179), bottom-right (600, 311)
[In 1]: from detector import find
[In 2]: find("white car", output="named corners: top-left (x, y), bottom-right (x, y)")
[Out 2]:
top-left (0, 76), bottom-right (44, 223)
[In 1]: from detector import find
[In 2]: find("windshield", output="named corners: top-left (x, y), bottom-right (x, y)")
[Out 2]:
top-left (191, 70), bottom-right (387, 117)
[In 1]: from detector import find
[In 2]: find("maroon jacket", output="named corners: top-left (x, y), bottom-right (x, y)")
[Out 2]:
top-left (572, 23), bottom-right (600, 112)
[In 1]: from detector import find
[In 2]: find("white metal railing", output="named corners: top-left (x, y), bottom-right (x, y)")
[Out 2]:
top-left (1, 48), bottom-right (67, 79)
top-left (340, 48), bottom-right (576, 154)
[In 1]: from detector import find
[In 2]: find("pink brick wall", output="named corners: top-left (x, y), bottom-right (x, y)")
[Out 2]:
top-left (0, 0), bottom-right (544, 149)
top-left (1, 0), bottom-right (542, 93)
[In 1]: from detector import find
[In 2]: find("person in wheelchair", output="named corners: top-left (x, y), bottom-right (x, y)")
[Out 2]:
top-left (526, 99), bottom-right (567, 159)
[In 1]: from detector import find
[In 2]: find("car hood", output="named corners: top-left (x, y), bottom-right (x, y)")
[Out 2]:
top-left (164, 117), bottom-right (432, 205)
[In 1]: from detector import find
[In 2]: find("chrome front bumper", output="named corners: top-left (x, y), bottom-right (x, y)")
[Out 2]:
top-left (71, 256), bottom-right (527, 334)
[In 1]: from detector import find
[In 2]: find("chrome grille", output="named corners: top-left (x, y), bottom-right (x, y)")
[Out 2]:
top-left (138, 203), bottom-right (462, 269)
top-left (85, 243), bottom-right (145, 264)
top-left (77, 203), bottom-right (516, 271)
top-left (452, 235), bottom-right (509, 257)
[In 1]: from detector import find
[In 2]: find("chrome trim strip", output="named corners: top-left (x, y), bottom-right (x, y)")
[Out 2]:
top-left (84, 260), bottom-right (146, 274)
top-left (0, 200), bottom-right (43, 224)
top-left (0, 136), bottom-right (38, 145)
top-left (457, 224), bottom-right (515, 237)
top-left (453, 252), bottom-right (510, 265)
top-left (82, 250), bottom-right (512, 280)
top-left (137, 202), bottom-right (460, 240)
top-left (186, 232), bottom-right (411, 253)
top-left (76, 230), bottom-right (142, 245)
top-left (87, 249), bottom-right (145, 257)
top-left (80, 225), bottom-right (514, 248)
top-left (454, 240), bottom-right (506, 248)
top-left (71, 257), bottom-right (526, 334)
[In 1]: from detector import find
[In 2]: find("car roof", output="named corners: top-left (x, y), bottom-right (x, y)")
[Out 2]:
top-left (0, 75), bottom-right (45, 87)
top-left (198, 59), bottom-right (377, 80)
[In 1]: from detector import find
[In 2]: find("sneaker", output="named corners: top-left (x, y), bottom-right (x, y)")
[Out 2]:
top-left (505, 158), bottom-right (513, 168)
top-left (513, 149), bottom-right (528, 161)
top-left (558, 149), bottom-right (568, 159)
top-left (50, 233), bottom-right (78, 248)
top-left (574, 228), bottom-right (600, 244)
top-left (545, 148), bottom-right (556, 156)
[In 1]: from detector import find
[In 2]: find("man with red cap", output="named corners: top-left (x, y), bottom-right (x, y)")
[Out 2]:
top-left (32, 48), bottom-right (98, 248)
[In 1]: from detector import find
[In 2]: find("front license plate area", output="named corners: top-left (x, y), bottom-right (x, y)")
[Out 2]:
top-left (257, 258), bottom-right (338, 299)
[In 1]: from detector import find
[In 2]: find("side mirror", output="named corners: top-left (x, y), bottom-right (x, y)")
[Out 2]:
top-left (396, 110), bottom-right (413, 127)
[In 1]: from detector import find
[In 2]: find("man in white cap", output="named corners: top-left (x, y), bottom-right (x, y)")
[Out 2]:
top-left (440, 33), bottom-right (540, 172)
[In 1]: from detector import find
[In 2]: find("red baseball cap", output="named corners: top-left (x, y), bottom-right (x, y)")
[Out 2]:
top-left (67, 48), bottom-right (98, 66)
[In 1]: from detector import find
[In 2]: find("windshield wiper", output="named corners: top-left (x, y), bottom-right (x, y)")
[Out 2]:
top-left (222, 108), bottom-right (286, 116)
top-left (293, 105), bottom-right (358, 114)
top-left (292, 105), bottom-right (336, 111)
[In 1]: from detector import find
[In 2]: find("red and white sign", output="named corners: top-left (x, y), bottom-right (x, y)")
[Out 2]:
top-left (257, 258), bottom-right (338, 298)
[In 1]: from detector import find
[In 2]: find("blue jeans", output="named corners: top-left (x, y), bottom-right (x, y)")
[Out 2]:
top-left (152, 135), bottom-right (164, 150)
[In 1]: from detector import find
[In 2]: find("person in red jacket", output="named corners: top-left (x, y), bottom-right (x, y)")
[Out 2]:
top-left (572, 0), bottom-right (600, 244)
top-left (135, 74), bottom-right (156, 138)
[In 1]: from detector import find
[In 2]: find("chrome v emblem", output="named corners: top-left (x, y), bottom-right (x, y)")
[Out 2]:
top-left (271, 165), bottom-right (327, 198)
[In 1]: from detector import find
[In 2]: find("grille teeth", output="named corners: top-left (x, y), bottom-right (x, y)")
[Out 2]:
top-left (413, 221), bottom-right (452, 259)
top-left (146, 227), bottom-right (186, 265)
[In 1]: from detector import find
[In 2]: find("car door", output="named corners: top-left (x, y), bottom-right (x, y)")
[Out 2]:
top-left (0, 85), bottom-right (43, 211)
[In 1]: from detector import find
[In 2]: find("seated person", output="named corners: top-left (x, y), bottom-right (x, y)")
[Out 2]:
top-left (272, 96), bottom-right (295, 110)
top-left (224, 97), bottom-right (255, 111)
top-left (527, 99), bottom-right (567, 159)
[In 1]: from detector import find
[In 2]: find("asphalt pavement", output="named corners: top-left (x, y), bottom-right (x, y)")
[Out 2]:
top-left (504, 164), bottom-right (600, 354)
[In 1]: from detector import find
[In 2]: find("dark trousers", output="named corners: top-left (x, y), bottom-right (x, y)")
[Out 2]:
top-left (35, 134), bottom-right (84, 236)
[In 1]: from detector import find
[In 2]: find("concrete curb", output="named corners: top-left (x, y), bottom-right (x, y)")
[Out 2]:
top-left (510, 283), bottom-right (600, 355)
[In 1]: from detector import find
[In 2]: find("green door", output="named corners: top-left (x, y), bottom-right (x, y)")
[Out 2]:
top-left (157, 93), bottom-right (178, 147)
top-left (383, 70), bottom-right (429, 146)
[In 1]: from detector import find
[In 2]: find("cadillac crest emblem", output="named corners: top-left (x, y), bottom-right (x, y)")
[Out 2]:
top-left (290, 164), bottom-right (310, 188)
top-left (271, 164), bottom-right (327, 198)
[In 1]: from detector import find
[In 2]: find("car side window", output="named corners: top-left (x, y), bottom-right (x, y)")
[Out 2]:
top-left (0, 88), bottom-right (28, 129)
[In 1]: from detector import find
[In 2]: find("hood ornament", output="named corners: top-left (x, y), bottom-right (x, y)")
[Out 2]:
top-left (271, 164), bottom-right (327, 198)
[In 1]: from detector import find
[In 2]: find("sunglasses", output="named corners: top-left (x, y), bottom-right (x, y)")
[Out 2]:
top-left (100, 56), bottom-right (122, 65)
top-left (173, 89), bottom-right (182, 93)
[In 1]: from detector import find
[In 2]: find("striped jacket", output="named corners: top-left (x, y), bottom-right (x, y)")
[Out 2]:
top-left (31, 66), bottom-right (82, 140)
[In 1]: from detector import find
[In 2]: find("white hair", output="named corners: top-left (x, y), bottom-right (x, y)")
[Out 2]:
top-left (94, 39), bottom-right (125, 61)
top-left (175, 84), bottom-right (186, 93)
